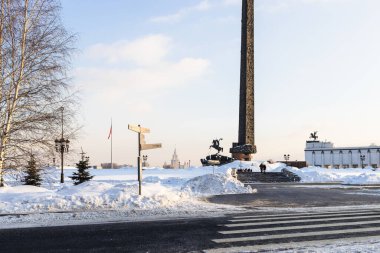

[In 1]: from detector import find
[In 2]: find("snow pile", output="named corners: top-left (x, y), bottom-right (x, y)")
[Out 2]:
top-left (0, 185), bottom-right (56, 213)
top-left (343, 173), bottom-right (380, 185)
top-left (181, 171), bottom-right (255, 196)
top-left (0, 181), bottom-right (193, 213)
top-left (223, 161), bottom-right (380, 185)
top-left (287, 167), bottom-right (345, 182)
top-left (211, 161), bottom-right (380, 185)
top-left (0, 177), bottom-right (254, 214)
top-left (287, 166), bottom-right (380, 185)
top-left (0, 166), bottom-right (256, 214)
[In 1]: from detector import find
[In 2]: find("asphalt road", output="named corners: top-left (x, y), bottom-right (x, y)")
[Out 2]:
top-left (0, 216), bottom-right (223, 253)
top-left (207, 184), bottom-right (380, 208)
top-left (2, 184), bottom-right (380, 253)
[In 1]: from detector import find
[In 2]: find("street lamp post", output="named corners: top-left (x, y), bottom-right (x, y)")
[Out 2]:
top-left (55, 107), bottom-right (69, 183)
top-left (360, 154), bottom-right (366, 169)
top-left (284, 154), bottom-right (290, 166)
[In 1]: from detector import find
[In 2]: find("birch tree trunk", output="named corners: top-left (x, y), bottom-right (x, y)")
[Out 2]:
top-left (0, 0), bottom-right (76, 186)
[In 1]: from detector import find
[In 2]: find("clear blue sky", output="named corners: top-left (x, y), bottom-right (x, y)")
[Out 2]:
top-left (60, 0), bottom-right (380, 166)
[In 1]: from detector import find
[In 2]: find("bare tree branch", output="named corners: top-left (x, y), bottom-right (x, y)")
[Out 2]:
top-left (0, 0), bottom-right (77, 186)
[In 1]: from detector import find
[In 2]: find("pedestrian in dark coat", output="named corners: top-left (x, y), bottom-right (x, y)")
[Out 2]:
top-left (260, 163), bottom-right (266, 174)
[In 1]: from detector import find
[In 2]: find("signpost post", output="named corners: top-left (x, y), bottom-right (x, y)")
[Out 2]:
top-left (128, 124), bottom-right (162, 195)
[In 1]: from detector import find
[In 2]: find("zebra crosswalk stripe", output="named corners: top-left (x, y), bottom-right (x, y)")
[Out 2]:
top-left (204, 210), bottom-right (380, 253)
top-left (229, 211), bottom-right (380, 223)
top-left (203, 234), bottom-right (380, 253)
top-left (231, 208), bottom-right (380, 220)
top-left (225, 214), bottom-right (380, 227)
top-left (219, 219), bottom-right (380, 234)
top-left (213, 226), bottom-right (380, 243)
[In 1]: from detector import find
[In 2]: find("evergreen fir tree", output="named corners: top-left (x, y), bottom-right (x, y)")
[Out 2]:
top-left (24, 154), bottom-right (42, 186)
top-left (70, 155), bottom-right (93, 185)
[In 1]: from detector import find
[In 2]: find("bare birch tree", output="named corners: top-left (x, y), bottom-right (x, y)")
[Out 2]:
top-left (0, 0), bottom-right (76, 186)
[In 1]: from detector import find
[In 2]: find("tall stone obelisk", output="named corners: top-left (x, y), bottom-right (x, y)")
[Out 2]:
top-left (230, 0), bottom-right (256, 161)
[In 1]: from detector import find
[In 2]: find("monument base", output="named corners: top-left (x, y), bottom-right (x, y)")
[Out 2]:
top-left (231, 152), bottom-right (252, 161)
top-left (230, 143), bottom-right (257, 161)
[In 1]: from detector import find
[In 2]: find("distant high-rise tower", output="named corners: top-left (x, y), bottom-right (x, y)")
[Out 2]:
top-left (170, 148), bottom-right (180, 169)
top-left (230, 0), bottom-right (256, 161)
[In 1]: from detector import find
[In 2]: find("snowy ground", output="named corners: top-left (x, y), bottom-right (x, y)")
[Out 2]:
top-left (0, 161), bottom-right (257, 228)
top-left (3, 161), bottom-right (380, 251)
top-left (2, 160), bottom-right (380, 229)
top-left (287, 166), bottom-right (380, 185)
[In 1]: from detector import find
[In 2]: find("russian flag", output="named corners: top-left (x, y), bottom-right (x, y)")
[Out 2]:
top-left (108, 123), bottom-right (112, 140)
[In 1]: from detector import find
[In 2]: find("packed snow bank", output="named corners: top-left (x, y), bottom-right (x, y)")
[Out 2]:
top-left (221, 162), bottom-right (380, 185)
top-left (0, 165), bottom-right (255, 214)
top-left (343, 173), bottom-right (380, 185)
top-left (286, 167), bottom-right (344, 182)
top-left (181, 171), bottom-right (256, 196)
top-left (0, 182), bottom-right (192, 213)
top-left (216, 161), bottom-right (380, 185)
top-left (287, 166), bottom-right (380, 184)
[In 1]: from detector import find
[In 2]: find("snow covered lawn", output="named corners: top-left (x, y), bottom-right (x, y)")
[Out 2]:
top-left (2, 160), bottom-right (380, 229)
top-left (2, 160), bottom-right (380, 216)
top-left (0, 162), bottom-right (256, 216)
top-left (0, 162), bottom-right (259, 228)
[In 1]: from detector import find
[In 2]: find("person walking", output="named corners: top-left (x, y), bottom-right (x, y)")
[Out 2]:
top-left (260, 162), bottom-right (266, 174)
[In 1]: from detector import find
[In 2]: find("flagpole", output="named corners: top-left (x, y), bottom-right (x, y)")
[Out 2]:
top-left (111, 118), bottom-right (113, 169)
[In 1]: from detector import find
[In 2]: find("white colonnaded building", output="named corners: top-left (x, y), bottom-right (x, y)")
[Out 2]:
top-left (305, 135), bottom-right (380, 168)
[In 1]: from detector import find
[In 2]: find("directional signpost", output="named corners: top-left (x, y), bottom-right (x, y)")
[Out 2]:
top-left (128, 124), bottom-right (162, 195)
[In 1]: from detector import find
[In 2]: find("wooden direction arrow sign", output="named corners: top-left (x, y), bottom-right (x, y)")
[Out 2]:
top-left (128, 124), bottom-right (150, 133)
top-left (128, 123), bottom-right (162, 195)
top-left (139, 134), bottom-right (161, 150)
top-left (140, 134), bottom-right (146, 144)
top-left (140, 143), bottom-right (162, 151)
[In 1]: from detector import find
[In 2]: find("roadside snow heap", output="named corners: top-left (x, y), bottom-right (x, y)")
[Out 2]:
top-left (181, 171), bottom-right (255, 196)
top-left (343, 173), bottom-right (380, 185)
top-left (0, 166), bottom-right (255, 214)
top-left (287, 166), bottom-right (380, 184)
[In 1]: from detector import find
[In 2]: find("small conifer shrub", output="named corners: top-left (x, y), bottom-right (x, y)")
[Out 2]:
top-left (24, 154), bottom-right (42, 186)
top-left (70, 155), bottom-right (93, 185)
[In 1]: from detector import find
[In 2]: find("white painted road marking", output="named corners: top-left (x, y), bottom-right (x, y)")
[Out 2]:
top-left (205, 210), bottom-right (380, 253)
top-left (231, 209), bottom-right (380, 220)
top-left (229, 211), bottom-right (379, 223)
top-left (220, 219), bottom-right (380, 234)
top-left (203, 235), bottom-right (380, 253)
top-left (225, 214), bottom-right (380, 227)
top-left (213, 226), bottom-right (380, 243)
